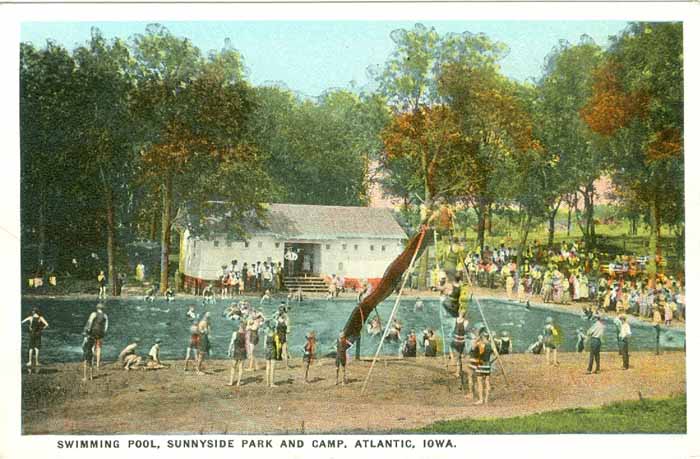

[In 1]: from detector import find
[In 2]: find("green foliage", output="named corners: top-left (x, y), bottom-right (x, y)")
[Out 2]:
top-left (249, 86), bottom-right (389, 206)
top-left (414, 395), bottom-right (686, 434)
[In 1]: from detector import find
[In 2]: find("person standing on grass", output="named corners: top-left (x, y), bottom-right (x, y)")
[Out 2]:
top-left (22, 308), bottom-right (49, 371)
top-left (97, 270), bottom-right (107, 299)
top-left (81, 334), bottom-right (96, 382)
top-left (83, 303), bottom-right (108, 371)
top-left (543, 317), bottom-right (559, 366)
top-left (228, 323), bottom-right (247, 386)
top-left (619, 315), bottom-right (631, 370)
top-left (335, 331), bottom-right (353, 385)
top-left (586, 314), bottom-right (605, 374)
top-left (652, 306), bottom-right (663, 355)
top-left (473, 329), bottom-right (494, 405)
top-left (302, 331), bottom-right (316, 383)
top-left (264, 327), bottom-right (278, 387)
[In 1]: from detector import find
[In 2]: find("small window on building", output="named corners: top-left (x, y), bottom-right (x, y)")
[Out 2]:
top-left (370, 245), bottom-right (375, 251)
top-left (342, 244), bottom-right (347, 250)
top-left (326, 244), bottom-right (331, 250)
top-left (213, 241), bottom-right (220, 248)
top-left (354, 244), bottom-right (358, 251)
top-left (381, 245), bottom-right (386, 252)
top-left (257, 241), bottom-right (263, 248)
top-left (244, 241), bottom-right (249, 248)
top-left (275, 242), bottom-right (280, 248)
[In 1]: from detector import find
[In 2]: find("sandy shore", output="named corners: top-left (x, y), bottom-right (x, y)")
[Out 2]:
top-left (22, 351), bottom-right (685, 434)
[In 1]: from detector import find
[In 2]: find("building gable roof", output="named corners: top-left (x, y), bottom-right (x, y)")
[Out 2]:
top-left (255, 203), bottom-right (407, 241)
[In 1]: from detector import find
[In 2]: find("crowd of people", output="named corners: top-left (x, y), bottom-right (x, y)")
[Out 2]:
top-left (428, 239), bottom-right (685, 326)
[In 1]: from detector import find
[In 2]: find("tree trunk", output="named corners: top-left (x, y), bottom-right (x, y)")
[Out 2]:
top-left (37, 197), bottom-right (46, 268)
top-left (476, 198), bottom-right (487, 253)
top-left (105, 187), bottom-right (117, 296)
top-left (547, 198), bottom-right (562, 249)
top-left (647, 201), bottom-right (659, 288)
top-left (149, 206), bottom-right (158, 241)
top-left (160, 174), bottom-right (173, 293)
top-left (578, 184), bottom-right (596, 249)
top-left (486, 203), bottom-right (493, 236)
top-left (516, 212), bottom-right (533, 269)
top-left (566, 195), bottom-right (573, 236)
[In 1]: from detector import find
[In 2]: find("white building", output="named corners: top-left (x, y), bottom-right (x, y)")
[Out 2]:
top-left (181, 203), bottom-right (407, 290)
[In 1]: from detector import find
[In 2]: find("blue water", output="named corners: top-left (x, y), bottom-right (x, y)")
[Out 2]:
top-left (20, 296), bottom-right (685, 364)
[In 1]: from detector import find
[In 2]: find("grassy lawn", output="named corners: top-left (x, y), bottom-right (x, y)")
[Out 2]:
top-left (415, 395), bottom-right (687, 434)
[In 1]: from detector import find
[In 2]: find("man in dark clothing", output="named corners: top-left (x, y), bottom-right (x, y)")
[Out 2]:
top-left (84, 303), bottom-right (109, 370)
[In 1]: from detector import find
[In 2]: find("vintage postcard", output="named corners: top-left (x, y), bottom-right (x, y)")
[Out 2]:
top-left (0, 2), bottom-right (697, 458)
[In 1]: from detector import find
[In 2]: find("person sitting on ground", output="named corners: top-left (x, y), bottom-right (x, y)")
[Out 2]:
top-left (527, 335), bottom-right (545, 355)
top-left (118, 342), bottom-right (142, 370)
top-left (496, 331), bottom-right (512, 355)
top-left (145, 339), bottom-right (166, 370)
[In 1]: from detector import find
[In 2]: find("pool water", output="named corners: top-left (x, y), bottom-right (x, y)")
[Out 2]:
top-left (20, 296), bottom-right (685, 364)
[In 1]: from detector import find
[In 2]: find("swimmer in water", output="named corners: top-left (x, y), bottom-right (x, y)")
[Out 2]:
top-left (202, 284), bottom-right (216, 304)
top-left (145, 284), bottom-right (157, 303)
top-left (367, 316), bottom-right (382, 337)
top-left (414, 297), bottom-right (424, 312)
top-left (165, 287), bottom-right (175, 302)
top-left (386, 318), bottom-right (402, 342)
top-left (261, 289), bottom-right (272, 305)
top-left (402, 329), bottom-right (418, 358)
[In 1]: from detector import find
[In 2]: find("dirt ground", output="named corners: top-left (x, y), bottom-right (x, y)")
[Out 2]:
top-left (22, 351), bottom-right (685, 434)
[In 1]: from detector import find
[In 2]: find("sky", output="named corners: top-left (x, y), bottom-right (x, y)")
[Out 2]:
top-left (21, 20), bottom-right (630, 97)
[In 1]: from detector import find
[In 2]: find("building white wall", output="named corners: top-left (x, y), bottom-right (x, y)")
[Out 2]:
top-left (183, 231), bottom-right (285, 280)
top-left (182, 231), bottom-right (405, 280)
top-left (315, 237), bottom-right (404, 279)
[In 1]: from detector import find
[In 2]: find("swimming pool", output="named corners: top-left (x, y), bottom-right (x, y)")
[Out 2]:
top-left (20, 296), bottom-right (685, 364)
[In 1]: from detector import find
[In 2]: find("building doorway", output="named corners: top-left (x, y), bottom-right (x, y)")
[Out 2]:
top-left (284, 242), bottom-right (321, 276)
